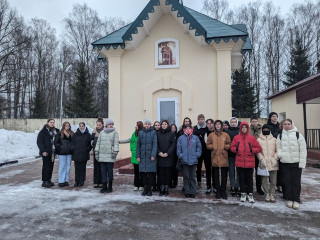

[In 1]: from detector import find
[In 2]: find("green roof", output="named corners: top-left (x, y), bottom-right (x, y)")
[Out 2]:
top-left (92, 0), bottom-right (252, 52)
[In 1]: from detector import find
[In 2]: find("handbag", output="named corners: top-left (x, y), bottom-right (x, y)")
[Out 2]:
top-left (176, 158), bottom-right (182, 172)
top-left (257, 160), bottom-right (269, 176)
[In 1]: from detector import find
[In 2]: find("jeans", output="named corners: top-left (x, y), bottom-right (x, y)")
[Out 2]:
top-left (101, 162), bottom-right (114, 183)
top-left (228, 156), bottom-right (239, 188)
top-left (58, 155), bottom-right (72, 183)
top-left (182, 164), bottom-right (197, 195)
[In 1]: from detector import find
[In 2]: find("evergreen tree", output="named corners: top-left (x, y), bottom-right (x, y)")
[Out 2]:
top-left (31, 88), bottom-right (47, 118)
top-left (65, 62), bottom-right (98, 118)
top-left (284, 34), bottom-right (311, 87)
top-left (231, 60), bottom-right (257, 118)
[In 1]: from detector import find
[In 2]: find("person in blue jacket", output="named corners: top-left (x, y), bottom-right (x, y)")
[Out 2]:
top-left (177, 125), bottom-right (202, 198)
top-left (136, 118), bottom-right (158, 197)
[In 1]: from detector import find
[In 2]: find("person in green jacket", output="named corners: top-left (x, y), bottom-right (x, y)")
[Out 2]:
top-left (130, 121), bottom-right (144, 191)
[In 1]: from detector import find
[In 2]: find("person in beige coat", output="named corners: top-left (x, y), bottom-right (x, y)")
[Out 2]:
top-left (257, 124), bottom-right (279, 203)
top-left (206, 120), bottom-right (231, 200)
top-left (95, 118), bottom-right (119, 193)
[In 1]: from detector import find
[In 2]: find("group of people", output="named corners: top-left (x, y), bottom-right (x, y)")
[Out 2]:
top-left (37, 111), bottom-right (307, 210)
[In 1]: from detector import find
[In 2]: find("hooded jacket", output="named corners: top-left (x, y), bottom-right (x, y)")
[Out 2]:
top-left (230, 122), bottom-right (262, 168)
top-left (276, 129), bottom-right (307, 169)
top-left (136, 127), bottom-right (158, 172)
top-left (206, 131), bottom-right (231, 167)
top-left (257, 133), bottom-right (279, 171)
top-left (177, 132), bottom-right (202, 166)
top-left (95, 128), bottom-right (119, 163)
top-left (157, 127), bottom-right (176, 168)
top-left (71, 128), bottom-right (92, 162)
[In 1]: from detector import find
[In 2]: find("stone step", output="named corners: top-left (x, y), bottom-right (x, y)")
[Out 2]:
top-left (307, 149), bottom-right (320, 161)
top-left (114, 158), bottom-right (131, 169)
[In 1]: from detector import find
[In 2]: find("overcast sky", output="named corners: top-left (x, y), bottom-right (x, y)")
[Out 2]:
top-left (9, 0), bottom-right (303, 36)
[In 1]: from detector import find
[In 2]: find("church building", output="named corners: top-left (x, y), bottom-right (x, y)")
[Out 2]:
top-left (92, 0), bottom-right (252, 158)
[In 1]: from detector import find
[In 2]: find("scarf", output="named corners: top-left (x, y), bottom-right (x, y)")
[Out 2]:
top-left (104, 127), bottom-right (115, 133)
top-left (47, 127), bottom-right (57, 162)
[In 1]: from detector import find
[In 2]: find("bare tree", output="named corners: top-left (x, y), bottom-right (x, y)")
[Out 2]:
top-left (202, 0), bottom-right (230, 22)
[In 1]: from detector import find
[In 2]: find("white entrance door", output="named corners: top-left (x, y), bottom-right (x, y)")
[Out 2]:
top-left (157, 98), bottom-right (179, 126)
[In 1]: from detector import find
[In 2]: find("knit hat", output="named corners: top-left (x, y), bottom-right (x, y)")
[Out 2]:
top-left (105, 118), bottom-right (114, 126)
top-left (268, 112), bottom-right (278, 120)
top-left (144, 118), bottom-right (152, 124)
top-left (262, 124), bottom-right (270, 130)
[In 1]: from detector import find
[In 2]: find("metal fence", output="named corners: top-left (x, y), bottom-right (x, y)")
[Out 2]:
top-left (307, 129), bottom-right (320, 150)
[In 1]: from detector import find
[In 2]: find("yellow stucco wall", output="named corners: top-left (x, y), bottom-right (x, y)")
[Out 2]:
top-left (103, 13), bottom-right (238, 159)
top-left (271, 90), bottom-right (320, 136)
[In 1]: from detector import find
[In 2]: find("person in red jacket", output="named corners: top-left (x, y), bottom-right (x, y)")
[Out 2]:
top-left (231, 122), bottom-right (262, 203)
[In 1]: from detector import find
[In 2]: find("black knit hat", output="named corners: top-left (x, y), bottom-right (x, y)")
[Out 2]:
top-left (268, 112), bottom-right (278, 120)
top-left (262, 124), bottom-right (270, 130)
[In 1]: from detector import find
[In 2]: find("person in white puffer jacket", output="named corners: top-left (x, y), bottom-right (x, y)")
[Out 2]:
top-left (95, 118), bottom-right (119, 194)
top-left (276, 119), bottom-right (307, 210)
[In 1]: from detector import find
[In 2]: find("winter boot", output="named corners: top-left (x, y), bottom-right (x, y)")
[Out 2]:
top-left (164, 185), bottom-right (169, 196)
top-left (106, 181), bottom-right (113, 193)
top-left (49, 180), bottom-right (55, 187)
top-left (205, 186), bottom-right (211, 194)
top-left (265, 194), bottom-right (271, 202)
top-left (215, 192), bottom-right (222, 199)
top-left (230, 187), bottom-right (236, 197)
top-left (159, 185), bottom-right (165, 196)
top-left (287, 201), bottom-right (293, 208)
top-left (100, 183), bottom-right (107, 193)
top-left (270, 194), bottom-right (276, 203)
top-left (141, 186), bottom-right (148, 196)
top-left (42, 181), bottom-right (52, 188)
top-left (221, 191), bottom-right (228, 200)
top-left (240, 193), bottom-right (247, 202)
top-left (293, 201), bottom-right (300, 210)
top-left (248, 193), bottom-right (255, 203)
top-left (147, 186), bottom-right (153, 196)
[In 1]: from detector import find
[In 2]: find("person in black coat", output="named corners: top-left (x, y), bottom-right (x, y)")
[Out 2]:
top-left (193, 114), bottom-right (208, 187)
top-left (204, 118), bottom-right (215, 194)
top-left (54, 121), bottom-right (74, 187)
top-left (225, 117), bottom-right (240, 196)
top-left (71, 122), bottom-right (92, 187)
top-left (170, 124), bottom-right (179, 188)
top-left (91, 118), bottom-right (104, 188)
top-left (37, 119), bottom-right (59, 188)
top-left (157, 120), bottom-right (176, 195)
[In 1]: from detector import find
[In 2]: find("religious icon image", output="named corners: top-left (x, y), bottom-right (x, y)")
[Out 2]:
top-left (155, 39), bottom-right (179, 68)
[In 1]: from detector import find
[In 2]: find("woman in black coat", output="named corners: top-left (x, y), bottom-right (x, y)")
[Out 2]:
top-left (37, 119), bottom-right (59, 188)
top-left (71, 122), bottom-right (92, 187)
top-left (157, 120), bottom-right (176, 195)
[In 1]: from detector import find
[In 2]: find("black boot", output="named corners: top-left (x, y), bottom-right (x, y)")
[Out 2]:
top-left (100, 183), bottom-right (107, 193)
top-left (147, 186), bottom-right (152, 196)
top-left (164, 185), bottom-right (169, 196)
top-left (159, 185), bottom-right (165, 196)
top-left (141, 186), bottom-right (148, 196)
top-left (106, 181), bottom-right (113, 193)
top-left (42, 181), bottom-right (52, 188)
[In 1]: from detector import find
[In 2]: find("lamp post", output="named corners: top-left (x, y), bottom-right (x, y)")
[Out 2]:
top-left (58, 63), bottom-right (72, 128)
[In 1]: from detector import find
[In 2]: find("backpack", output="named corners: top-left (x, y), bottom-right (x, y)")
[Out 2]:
top-left (279, 131), bottom-right (299, 140)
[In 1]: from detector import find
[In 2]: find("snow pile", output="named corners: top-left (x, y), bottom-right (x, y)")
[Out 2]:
top-left (0, 129), bottom-right (38, 163)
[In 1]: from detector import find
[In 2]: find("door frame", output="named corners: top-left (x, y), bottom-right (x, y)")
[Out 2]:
top-left (156, 97), bottom-right (179, 126)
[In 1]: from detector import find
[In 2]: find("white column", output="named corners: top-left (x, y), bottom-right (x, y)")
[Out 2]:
top-left (216, 47), bottom-right (232, 120)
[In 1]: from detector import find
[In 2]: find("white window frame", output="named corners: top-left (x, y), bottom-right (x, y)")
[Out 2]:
top-left (157, 98), bottom-right (179, 126)
top-left (155, 38), bottom-right (180, 69)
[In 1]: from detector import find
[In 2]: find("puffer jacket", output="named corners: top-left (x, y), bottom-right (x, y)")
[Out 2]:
top-left (95, 129), bottom-right (119, 163)
top-left (276, 129), bottom-right (307, 169)
top-left (206, 131), bottom-right (231, 167)
top-left (157, 127), bottom-right (176, 168)
top-left (136, 127), bottom-right (157, 173)
top-left (54, 133), bottom-right (72, 155)
top-left (230, 122), bottom-right (262, 168)
top-left (71, 128), bottom-right (92, 162)
top-left (257, 133), bottom-right (279, 171)
top-left (177, 133), bottom-right (202, 166)
top-left (130, 131), bottom-right (139, 164)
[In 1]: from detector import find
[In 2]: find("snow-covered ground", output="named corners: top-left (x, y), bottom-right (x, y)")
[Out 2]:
top-left (0, 126), bottom-right (93, 164)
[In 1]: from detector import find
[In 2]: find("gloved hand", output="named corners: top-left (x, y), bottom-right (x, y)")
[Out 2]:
top-left (259, 159), bottom-right (266, 169)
